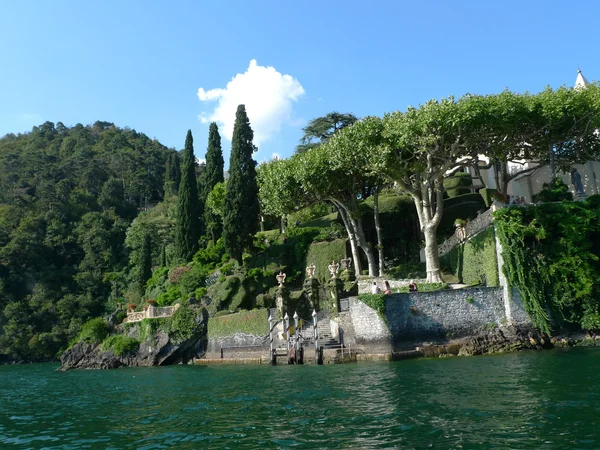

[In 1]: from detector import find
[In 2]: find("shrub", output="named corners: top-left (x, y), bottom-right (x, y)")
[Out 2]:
top-left (115, 311), bottom-right (127, 324)
top-left (179, 264), bottom-right (207, 298)
top-left (78, 318), bottom-right (109, 344)
top-left (156, 284), bottom-right (181, 306)
top-left (166, 306), bottom-right (198, 344)
top-left (168, 266), bottom-right (191, 284)
top-left (532, 178), bottom-right (573, 203)
top-left (101, 335), bottom-right (139, 356)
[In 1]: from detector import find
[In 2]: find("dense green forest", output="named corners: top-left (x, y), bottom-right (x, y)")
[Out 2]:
top-left (0, 121), bottom-right (173, 361)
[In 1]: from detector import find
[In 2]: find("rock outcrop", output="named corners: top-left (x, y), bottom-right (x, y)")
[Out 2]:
top-left (456, 325), bottom-right (551, 356)
top-left (60, 305), bottom-right (208, 370)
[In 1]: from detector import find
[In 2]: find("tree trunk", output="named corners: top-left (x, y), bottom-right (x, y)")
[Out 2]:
top-left (342, 203), bottom-right (377, 277)
top-left (260, 215), bottom-right (265, 232)
top-left (280, 215), bottom-right (286, 234)
top-left (423, 225), bottom-right (443, 282)
top-left (404, 176), bottom-right (444, 283)
top-left (373, 190), bottom-right (385, 277)
top-left (336, 204), bottom-right (362, 275)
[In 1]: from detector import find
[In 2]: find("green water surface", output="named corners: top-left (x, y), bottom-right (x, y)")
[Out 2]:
top-left (1, 347), bottom-right (599, 449)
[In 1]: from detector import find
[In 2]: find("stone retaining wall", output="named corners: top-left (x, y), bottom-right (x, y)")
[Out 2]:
top-left (345, 286), bottom-right (531, 351)
top-left (358, 277), bottom-right (427, 294)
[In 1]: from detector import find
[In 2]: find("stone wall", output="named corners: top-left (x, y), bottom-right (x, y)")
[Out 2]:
top-left (206, 333), bottom-right (269, 359)
top-left (345, 299), bottom-right (393, 354)
top-left (344, 286), bottom-right (530, 351)
top-left (358, 277), bottom-right (427, 294)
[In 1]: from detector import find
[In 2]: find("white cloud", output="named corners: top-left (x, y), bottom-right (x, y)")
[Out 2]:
top-left (271, 152), bottom-right (281, 160)
top-left (197, 59), bottom-right (305, 147)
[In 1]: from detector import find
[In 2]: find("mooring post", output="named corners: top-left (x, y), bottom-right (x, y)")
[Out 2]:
top-left (268, 313), bottom-right (275, 365)
top-left (312, 309), bottom-right (318, 364)
top-left (293, 311), bottom-right (299, 364)
top-left (284, 312), bottom-right (289, 354)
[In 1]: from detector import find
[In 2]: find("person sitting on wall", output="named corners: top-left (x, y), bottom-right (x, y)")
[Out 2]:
top-left (371, 281), bottom-right (380, 294)
top-left (384, 280), bottom-right (392, 295)
top-left (409, 280), bottom-right (418, 292)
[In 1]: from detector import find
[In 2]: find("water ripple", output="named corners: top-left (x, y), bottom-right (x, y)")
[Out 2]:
top-left (1, 348), bottom-right (600, 448)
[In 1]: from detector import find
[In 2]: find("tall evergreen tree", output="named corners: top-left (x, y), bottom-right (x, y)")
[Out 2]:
top-left (223, 105), bottom-right (260, 263)
top-left (164, 151), bottom-right (181, 196)
top-left (202, 122), bottom-right (225, 243)
top-left (137, 232), bottom-right (153, 296)
top-left (174, 130), bottom-right (201, 261)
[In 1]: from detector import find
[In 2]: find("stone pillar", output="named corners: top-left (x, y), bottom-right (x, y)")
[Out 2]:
top-left (275, 271), bottom-right (288, 317)
top-left (327, 277), bottom-right (343, 315)
top-left (327, 260), bottom-right (342, 315)
top-left (276, 285), bottom-right (289, 317)
top-left (303, 264), bottom-right (320, 311)
top-left (303, 277), bottom-right (320, 311)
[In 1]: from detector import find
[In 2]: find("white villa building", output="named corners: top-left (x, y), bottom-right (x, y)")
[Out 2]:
top-left (468, 69), bottom-right (600, 202)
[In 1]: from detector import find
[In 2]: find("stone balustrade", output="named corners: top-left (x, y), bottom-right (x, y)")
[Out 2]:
top-left (420, 207), bottom-right (495, 262)
top-left (125, 304), bottom-right (180, 323)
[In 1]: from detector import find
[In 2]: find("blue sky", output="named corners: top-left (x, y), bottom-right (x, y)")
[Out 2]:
top-left (1, 1), bottom-right (599, 166)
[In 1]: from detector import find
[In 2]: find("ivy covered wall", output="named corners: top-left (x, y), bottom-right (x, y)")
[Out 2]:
top-left (440, 227), bottom-right (499, 287)
top-left (494, 198), bottom-right (600, 334)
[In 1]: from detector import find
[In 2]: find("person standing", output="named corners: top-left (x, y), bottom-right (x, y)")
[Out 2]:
top-left (371, 281), bottom-right (380, 294)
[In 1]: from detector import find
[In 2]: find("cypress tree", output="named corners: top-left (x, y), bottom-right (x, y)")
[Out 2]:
top-left (174, 130), bottom-right (201, 262)
top-left (138, 232), bottom-right (153, 296)
top-left (203, 122), bottom-right (225, 243)
top-left (222, 105), bottom-right (260, 263)
top-left (160, 244), bottom-right (167, 267)
top-left (173, 151), bottom-right (181, 190)
top-left (163, 152), bottom-right (182, 196)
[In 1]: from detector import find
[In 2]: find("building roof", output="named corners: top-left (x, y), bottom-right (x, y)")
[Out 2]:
top-left (575, 68), bottom-right (590, 89)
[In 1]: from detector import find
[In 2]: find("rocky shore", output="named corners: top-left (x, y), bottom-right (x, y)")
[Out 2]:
top-left (415, 325), bottom-right (600, 358)
top-left (60, 305), bottom-right (208, 370)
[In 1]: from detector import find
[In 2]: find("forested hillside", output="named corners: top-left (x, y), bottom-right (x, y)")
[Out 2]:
top-left (0, 121), bottom-right (173, 361)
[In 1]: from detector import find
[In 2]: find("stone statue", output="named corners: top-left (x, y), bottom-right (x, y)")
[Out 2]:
top-left (571, 168), bottom-right (585, 195)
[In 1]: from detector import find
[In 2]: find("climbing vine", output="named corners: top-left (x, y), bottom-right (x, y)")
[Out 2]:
top-left (494, 199), bottom-right (600, 334)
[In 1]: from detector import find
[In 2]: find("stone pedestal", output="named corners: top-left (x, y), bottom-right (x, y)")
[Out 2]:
top-left (303, 277), bottom-right (320, 311)
top-left (276, 286), bottom-right (289, 317)
top-left (327, 278), bottom-right (343, 316)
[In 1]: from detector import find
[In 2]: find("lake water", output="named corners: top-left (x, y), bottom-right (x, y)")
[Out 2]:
top-left (1, 347), bottom-right (599, 449)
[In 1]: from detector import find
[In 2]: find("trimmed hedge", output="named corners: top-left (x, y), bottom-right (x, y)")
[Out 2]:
top-left (443, 172), bottom-right (473, 198)
top-left (479, 188), bottom-right (497, 207)
top-left (439, 193), bottom-right (487, 240)
top-left (304, 239), bottom-right (348, 282)
top-left (208, 308), bottom-right (268, 338)
top-left (360, 194), bottom-right (420, 264)
top-left (440, 226), bottom-right (499, 287)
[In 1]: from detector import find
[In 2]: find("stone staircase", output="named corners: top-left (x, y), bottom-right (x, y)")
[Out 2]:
top-left (316, 320), bottom-right (341, 349)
